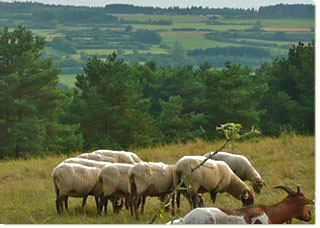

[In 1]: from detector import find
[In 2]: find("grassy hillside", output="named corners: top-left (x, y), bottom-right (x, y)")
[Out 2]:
top-left (0, 134), bottom-right (315, 224)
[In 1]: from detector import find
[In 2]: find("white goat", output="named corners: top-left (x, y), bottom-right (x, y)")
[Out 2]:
top-left (174, 156), bottom-right (254, 209)
top-left (204, 151), bottom-right (266, 193)
top-left (128, 162), bottom-right (175, 220)
top-left (167, 207), bottom-right (269, 224)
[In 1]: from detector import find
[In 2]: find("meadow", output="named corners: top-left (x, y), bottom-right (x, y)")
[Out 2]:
top-left (0, 134), bottom-right (315, 224)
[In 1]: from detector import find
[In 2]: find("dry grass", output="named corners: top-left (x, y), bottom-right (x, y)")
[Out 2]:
top-left (0, 134), bottom-right (315, 224)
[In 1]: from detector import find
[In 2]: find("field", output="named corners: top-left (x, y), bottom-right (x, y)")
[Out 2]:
top-left (7, 13), bottom-right (306, 88)
top-left (0, 134), bottom-right (315, 224)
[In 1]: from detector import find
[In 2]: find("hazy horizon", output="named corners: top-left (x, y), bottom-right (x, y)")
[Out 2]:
top-left (0, 0), bottom-right (315, 9)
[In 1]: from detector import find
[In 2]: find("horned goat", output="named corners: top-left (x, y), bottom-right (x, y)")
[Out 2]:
top-left (204, 151), bottom-right (266, 193)
top-left (168, 185), bottom-right (314, 224)
top-left (207, 185), bottom-right (314, 224)
top-left (174, 156), bottom-right (254, 209)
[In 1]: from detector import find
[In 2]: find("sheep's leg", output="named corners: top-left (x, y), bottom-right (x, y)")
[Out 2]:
top-left (129, 196), bottom-right (134, 217)
top-left (140, 195), bottom-right (146, 213)
top-left (56, 195), bottom-right (67, 215)
top-left (81, 196), bottom-right (88, 214)
top-left (55, 197), bottom-right (62, 215)
top-left (159, 194), bottom-right (170, 212)
top-left (171, 194), bottom-right (175, 216)
top-left (210, 191), bottom-right (218, 204)
top-left (64, 196), bottom-right (69, 213)
top-left (197, 194), bottom-right (204, 207)
top-left (132, 194), bottom-right (141, 220)
top-left (191, 193), bottom-right (199, 209)
top-left (94, 196), bottom-right (100, 215)
top-left (125, 196), bottom-right (130, 210)
top-left (104, 197), bottom-right (109, 215)
top-left (99, 196), bottom-right (108, 215)
top-left (176, 191), bottom-right (181, 213)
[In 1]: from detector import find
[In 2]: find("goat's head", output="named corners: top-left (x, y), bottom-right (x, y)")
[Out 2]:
top-left (241, 189), bottom-right (254, 206)
top-left (252, 178), bottom-right (267, 194)
top-left (273, 185), bottom-right (315, 222)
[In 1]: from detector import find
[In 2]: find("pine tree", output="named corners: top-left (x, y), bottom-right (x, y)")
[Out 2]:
top-left (257, 42), bottom-right (315, 135)
top-left (67, 53), bottom-right (154, 149)
top-left (0, 25), bottom-right (82, 158)
top-left (203, 61), bottom-right (267, 138)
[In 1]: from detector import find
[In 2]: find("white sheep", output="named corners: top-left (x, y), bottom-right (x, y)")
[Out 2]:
top-left (77, 153), bottom-right (117, 163)
top-left (166, 207), bottom-right (269, 224)
top-left (92, 149), bottom-right (142, 163)
top-left (61, 157), bottom-right (126, 214)
top-left (174, 156), bottom-right (254, 209)
top-left (128, 162), bottom-right (175, 220)
top-left (52, 163), bottom-right (102, 214)
top-left (204, 151), bottom-right (266, 193)
top-left (63, 157), bottom-right (112, 169)
top-left (98, 163), bottom-right (135, 215)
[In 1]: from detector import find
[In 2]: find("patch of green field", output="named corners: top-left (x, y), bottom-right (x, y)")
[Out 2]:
top-left (80, 49), bottom-right (131, 55)
top-left (112, 14), bottom-right (210, 23)
top-left (132, 23), bottom-right (252, 31)
top-left (139, 45), bottom-right (168, 54)
top-left (234, 38), bottom-right (294, 46)
top-left (222, 18), bottom-right (314, 28)
top-left (160, 31), bottom-right (241, 49)
top-left (58, 74), bottom-right (77, 87)
top-left (31, 29), bottom-right (64, 41)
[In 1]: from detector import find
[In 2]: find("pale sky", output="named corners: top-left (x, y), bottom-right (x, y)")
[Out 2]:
top-left (1, 0), bottom-right (315, 9)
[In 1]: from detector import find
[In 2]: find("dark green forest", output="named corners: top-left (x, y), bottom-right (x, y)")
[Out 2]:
top-left (0, 25), bottom-right (315, 159)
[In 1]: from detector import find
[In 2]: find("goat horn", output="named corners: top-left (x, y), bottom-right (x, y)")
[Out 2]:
top-left (273, 186), bottom-right (295, 195)
top-left (297, 185), bottom-right (301, 193)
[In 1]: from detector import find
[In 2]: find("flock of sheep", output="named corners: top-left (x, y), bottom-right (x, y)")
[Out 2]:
top-left (51, 149), bottom-right (314, 224)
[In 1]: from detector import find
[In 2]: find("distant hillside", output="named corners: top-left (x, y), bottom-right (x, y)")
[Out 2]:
top-left (0, 2), bottom-right (315, 19)
top-left (104, 3), bottom-right (314, 18)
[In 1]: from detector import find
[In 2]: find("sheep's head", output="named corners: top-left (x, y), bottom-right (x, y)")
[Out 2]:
top-left (273, 185), bottom-right (315, 222)
top-left (252, 178), bottom-right (267, 194)
top-left (112, 198), bottom-right (124, 214)
top-left (241, 189), bottom-right (254, 206)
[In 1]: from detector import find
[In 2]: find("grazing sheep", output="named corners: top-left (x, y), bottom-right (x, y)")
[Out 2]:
top-left (62, 157), bottom-right (126, 214)
top-left (64, 157), bottom-right (112, 169)
top-left (166, 207), bottom-right (269, 224)
top-left (98, 163), bottom-right (134, 215)
top-left (128, 162), bottom-right (175, 220)
top-left (174, 156), bottom-right (254, 209)
top-left (77, 153), bottom-right (117, 163)
top-left (52, 163), bottom-right (102, 214)
top-left (92, 150), bottom-right (142, 164)
top-left (204, 151), bottom-right (266, 193)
